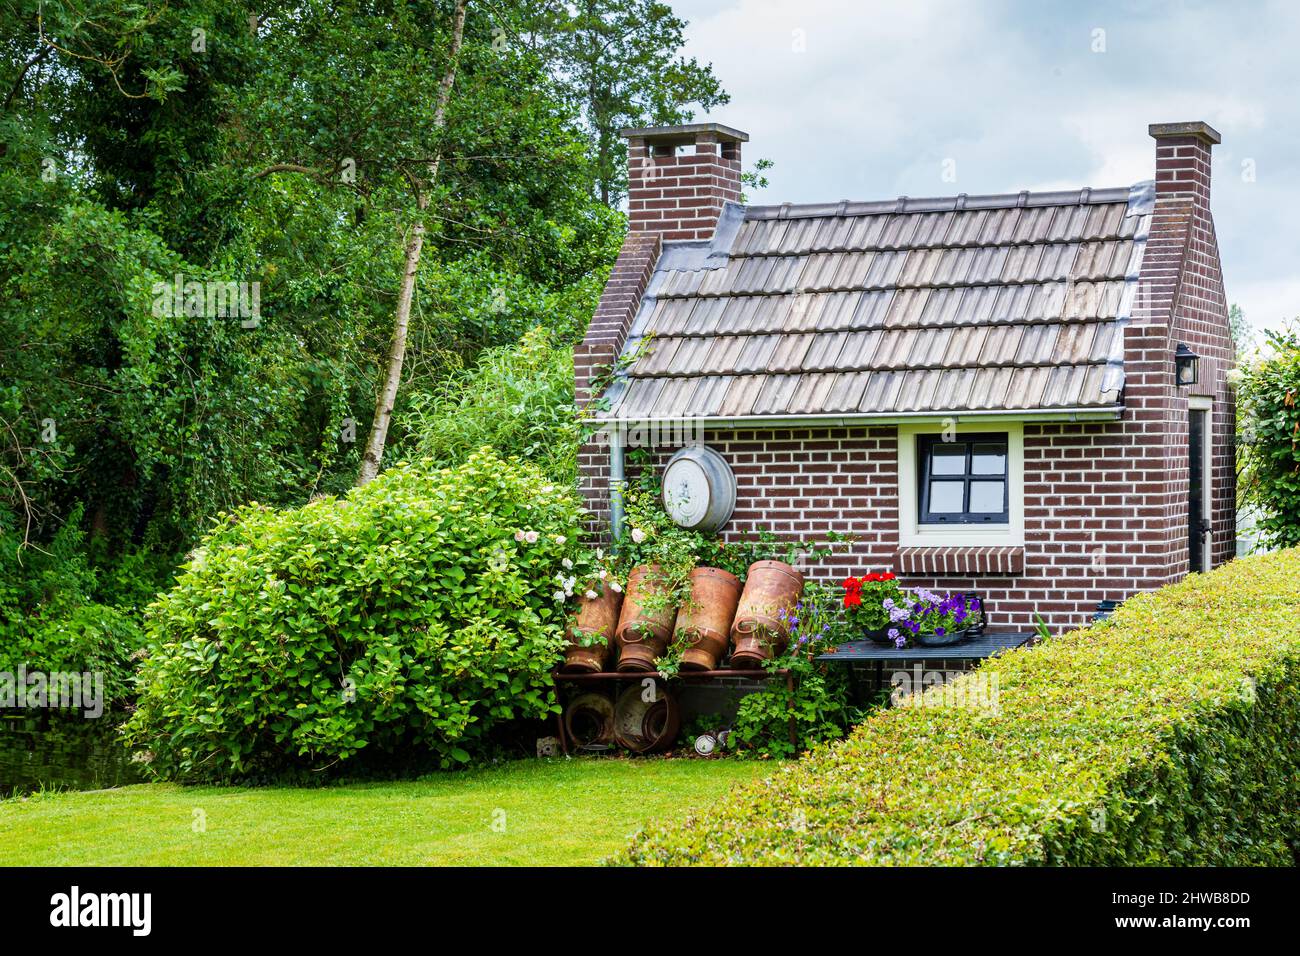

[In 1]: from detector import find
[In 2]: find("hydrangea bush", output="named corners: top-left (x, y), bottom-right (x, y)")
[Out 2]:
top-left (125, 450), bottom-right (590, 780)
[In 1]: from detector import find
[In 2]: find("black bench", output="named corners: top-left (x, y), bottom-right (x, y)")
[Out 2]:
top-left (818, 632), bottom-right (1037, 700)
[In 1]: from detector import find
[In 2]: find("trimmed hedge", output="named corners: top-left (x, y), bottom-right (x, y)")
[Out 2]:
top-left (618, 550), bottom-right (1300, 865)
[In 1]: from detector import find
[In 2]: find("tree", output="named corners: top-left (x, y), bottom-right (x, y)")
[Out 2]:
top-left (1236, 326), bottom-right (1300, 548)
top-left (1229, 303), bottom-right (1255, 362)
top-left (355, 0), bottom-right (468, 486)
top-left (515, 0), bottom-right (729, 205)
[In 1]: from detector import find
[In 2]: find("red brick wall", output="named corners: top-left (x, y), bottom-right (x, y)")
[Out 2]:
top-left (613, 422), bottom-right (1222, 633)
top-left (574, 234), bottom-right (660, 407)
top-left (574, 234), bottom-right (660, 533)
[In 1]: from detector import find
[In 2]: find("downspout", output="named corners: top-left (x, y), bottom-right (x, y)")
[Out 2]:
top-left (608, 427), bottom-right (625, 541)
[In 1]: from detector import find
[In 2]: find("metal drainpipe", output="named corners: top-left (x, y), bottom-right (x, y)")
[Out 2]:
top-left (608, 426), bottom-right (625, 541)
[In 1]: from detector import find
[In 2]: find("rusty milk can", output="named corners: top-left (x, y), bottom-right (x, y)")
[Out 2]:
top-left (675, 567), bottom-right (742, 671)
top-left (561, 585), bottom-right (623, 673)
top-left (615, 564), bottom-right (678, 672)
top-left (613, 681), bottom-right (680, 753)
top-left (730, 559), bottom-right (805, 668)
top-left (563, 692), bottom-right (616, 750)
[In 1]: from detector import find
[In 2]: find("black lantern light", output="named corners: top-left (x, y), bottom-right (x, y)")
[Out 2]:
top-left (1174, 343), bottom-right (1199, 386)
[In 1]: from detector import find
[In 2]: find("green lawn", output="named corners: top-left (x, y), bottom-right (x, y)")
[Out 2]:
top-left (0, 757), bottom-right (768, 866)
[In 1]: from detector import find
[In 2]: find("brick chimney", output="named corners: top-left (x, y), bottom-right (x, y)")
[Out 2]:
top-left (1137, 121), bottom-right (1222, 332)
top-left (1149, 120), bottom-right (1220, 208)
top-left (622, 122), bottom-right (748, 240)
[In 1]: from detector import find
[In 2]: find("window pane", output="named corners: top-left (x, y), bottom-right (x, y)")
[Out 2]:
top-left (971, 443), bottom-right (1007, 475)
top-left (969, 480), bottom-right (1005, 513)
top-left (929, 444), bottom-right (966, 476)
top-left (928, 480), bottom-right (964, 513)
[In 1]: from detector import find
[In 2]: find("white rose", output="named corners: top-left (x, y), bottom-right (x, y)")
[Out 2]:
top-left (630, 528), bottom-right (646, 544)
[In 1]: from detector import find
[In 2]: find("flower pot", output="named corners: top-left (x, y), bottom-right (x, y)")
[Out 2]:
top-left (861, 626), bottom-right (894, 646)
top-left (615, 564), bottom-right (678, 672)
top-left (561, 586), bottom-right (623, 673)
top-left (913, 625), bottom-right (978, 648)
top-left (675, 567), bottom-right (742, 671)
top-left (730, 560), bottom-right (804, 668)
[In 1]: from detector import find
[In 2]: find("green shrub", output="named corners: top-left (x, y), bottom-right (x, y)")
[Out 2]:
top-left (0, 509), bottom-right (149, 705)
top-left (617, 549), bottom-right (1300, 865)
top-left (0, 604), bottom-right (145, 705)
top-left (124, 451), bottom-right (587, 781)
top-left (405, 326), bottom-right (578, 486)
top-left (731, 582), bottom-right (865, 759)
top-left (1237, 327), bottom-right (1300, 547)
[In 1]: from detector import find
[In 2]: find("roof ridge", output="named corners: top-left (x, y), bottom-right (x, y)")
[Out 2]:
top-left (745, 184), bottom-right (1143, 220)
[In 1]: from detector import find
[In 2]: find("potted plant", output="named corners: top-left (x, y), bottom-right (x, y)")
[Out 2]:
top-left (888, 590), bottom-right (984, 648)
top-left (612, 487), bottom-right (702, 674)
top-left (562, 578), bottom-right (623, 673)
top-left (842, 572), bottom-right (904, 644)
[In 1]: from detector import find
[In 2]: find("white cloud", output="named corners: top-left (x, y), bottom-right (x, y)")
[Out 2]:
top-left (670, 0), bottom-right (1300, 333)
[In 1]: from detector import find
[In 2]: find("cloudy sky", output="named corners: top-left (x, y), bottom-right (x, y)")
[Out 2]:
top-left (671, 0), bottom-right (1299, 338)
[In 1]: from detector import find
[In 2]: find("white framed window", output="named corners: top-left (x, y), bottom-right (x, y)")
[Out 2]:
top-left (897, 422), bottom-right (1025, 547)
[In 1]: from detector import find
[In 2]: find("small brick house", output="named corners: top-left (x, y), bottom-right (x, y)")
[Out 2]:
top-left (576, 120), bottom-right (1235, 632)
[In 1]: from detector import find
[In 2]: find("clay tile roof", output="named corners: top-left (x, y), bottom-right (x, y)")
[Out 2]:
top-left (597, 182), bottom-right (1154, 423)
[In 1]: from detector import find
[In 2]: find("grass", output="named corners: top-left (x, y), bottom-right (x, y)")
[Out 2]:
top-left (0, 757), bottom-right (767, 866)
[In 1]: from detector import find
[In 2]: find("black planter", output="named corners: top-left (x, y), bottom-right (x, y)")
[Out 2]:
top-left (861, 626), bottom-right (895, 646)
top-left (913, 625), bottom-right (978, 648)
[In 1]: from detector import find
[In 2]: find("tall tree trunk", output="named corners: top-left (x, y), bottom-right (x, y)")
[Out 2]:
top-left (356, 0), bottom-right (468, 487)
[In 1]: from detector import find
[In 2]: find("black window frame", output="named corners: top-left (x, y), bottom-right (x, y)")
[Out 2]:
top-left (917, 432), bottom-right (1010, 525)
